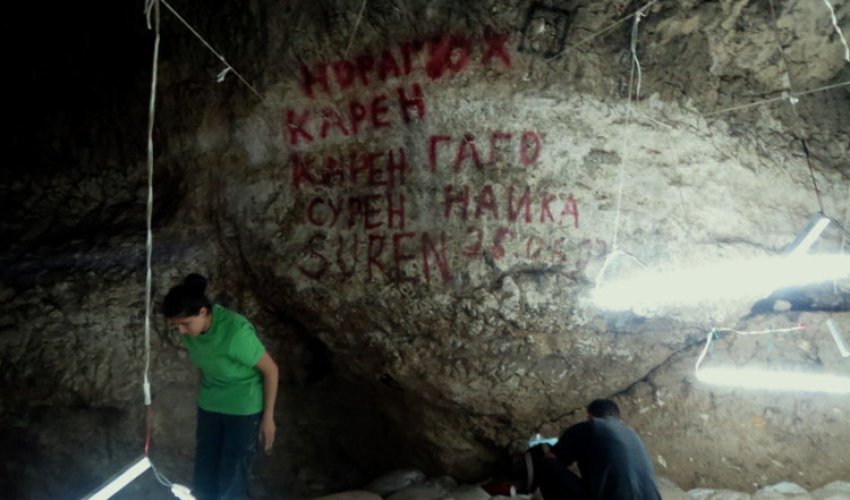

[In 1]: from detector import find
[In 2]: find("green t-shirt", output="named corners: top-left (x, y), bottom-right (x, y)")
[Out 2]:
top-left (182, 304), bottom-right (265, 415)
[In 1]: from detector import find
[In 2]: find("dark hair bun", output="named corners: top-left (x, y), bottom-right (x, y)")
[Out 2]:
top-left (183, 273), bottom-right (208, 294)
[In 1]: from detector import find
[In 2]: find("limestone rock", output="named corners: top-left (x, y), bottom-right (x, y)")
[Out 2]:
top-left (445, 485), bottom-right (492, 500)
top-left (365, 469), bottom-right (427, 496)
top-left (753, 482), bottom-right (812, 499)
top-left (3, 0), bottom-right (850, 497)
top-left (688, 488), bottom-right (752, 499)
top-left (657, 476), bottom-right (690, 500)
top-left (811, 481), bottom-right (850, 500)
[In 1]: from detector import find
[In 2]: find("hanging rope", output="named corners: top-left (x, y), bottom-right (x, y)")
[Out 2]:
top-left (611, 3), bottom-right (649, 251)
top-left (142, 0), bottom-right (160, 457)
top-left (822, 0), bottom-right (850, 63)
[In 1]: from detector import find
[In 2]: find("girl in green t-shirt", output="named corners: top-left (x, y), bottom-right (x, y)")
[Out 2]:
top-left (164, 274), bottom-right (279, 500)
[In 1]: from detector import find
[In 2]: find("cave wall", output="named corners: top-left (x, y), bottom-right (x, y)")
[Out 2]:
top-left (1, 0), bottom-right (849, 497)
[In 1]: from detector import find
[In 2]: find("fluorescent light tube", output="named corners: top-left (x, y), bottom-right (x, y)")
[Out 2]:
top-left (788, 215), bottom-right (831, 256)
top-left (592, 254), bottom-right (850, 311)
top-left (83, 456), bottom-right (151, 500)
top-left (696, 367), bottom-right (850, 394)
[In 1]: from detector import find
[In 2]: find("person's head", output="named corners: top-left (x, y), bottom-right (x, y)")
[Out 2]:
top-left (586, 399), bottom-right (621, 420)
top-left (163, 273), bottom-right (213, 336)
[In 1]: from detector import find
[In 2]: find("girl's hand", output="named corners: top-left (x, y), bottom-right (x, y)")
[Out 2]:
top-left (260, 416), bottom-right (276, 453)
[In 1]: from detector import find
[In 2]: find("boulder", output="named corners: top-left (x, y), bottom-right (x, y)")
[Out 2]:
top-left (365, 469), bottom-right (427, 496)
top-left (444, 485), bottom-right (491, 500)
top-left (657, 476), bottom-right (690, 500)
top-left (811, 481), bottom-right (850, 500)
top-left (753, 482), bottom-right (812, 499)
top-left (689, 488), bottom-right (752, 500)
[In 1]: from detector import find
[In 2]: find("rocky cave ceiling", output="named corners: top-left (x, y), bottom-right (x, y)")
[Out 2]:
top-left (1, 0), bottom-right (849, 497)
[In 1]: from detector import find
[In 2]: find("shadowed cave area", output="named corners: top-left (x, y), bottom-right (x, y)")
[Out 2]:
top-left (1, 0), bottom-right (849, 498)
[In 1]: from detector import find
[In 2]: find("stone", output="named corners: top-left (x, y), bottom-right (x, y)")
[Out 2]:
top-left (657, 476), bottom-right (690, 500)
top-left (365, 469), bottom-right (427, 496)
top-left (811, 481), bottom-right (850, 500)
top-left (3, 0), bottom-right (850, 497)
top-left (753, 482), bottom-right (812, 499)
top-left (445, 485), bottom-right (491, 500)
top-left (688, 488), bottom-right (752, 499)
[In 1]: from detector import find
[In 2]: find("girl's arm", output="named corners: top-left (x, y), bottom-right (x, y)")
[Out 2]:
top-left (256, 352), bottom-right (279, 452)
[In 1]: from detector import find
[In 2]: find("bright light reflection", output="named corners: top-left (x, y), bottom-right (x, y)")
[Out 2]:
top-left (85, 456), bottom-right (151, 500)
top-left (696, 367), bottom-right (850, 394)
top-left (592, 254), bottom-right (850, 311)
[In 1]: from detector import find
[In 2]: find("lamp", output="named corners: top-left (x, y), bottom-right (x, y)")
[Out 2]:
top-left (696, 367), bottom-right (850, 394)
top-left (82, 456), bottom-right (195, 500)
top-left (83, 456), bottom-right (152, 500)
top-left (591, 254), bottom-right (850, 311)
top-left (592, 213), bottom-right (850, 312)
top-left (787, 213), bottom-right (833, 256)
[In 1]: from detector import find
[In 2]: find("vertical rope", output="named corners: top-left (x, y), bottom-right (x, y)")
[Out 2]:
top-left (611, 4), bottom-right (649, 250)
top-left (822, 0), bottom-right (850, 63)
top-left (143, 0), bottom-right (160, 455)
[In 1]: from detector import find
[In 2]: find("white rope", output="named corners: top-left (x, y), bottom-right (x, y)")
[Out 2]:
top-left (142, 0), bottom-right (160, 408)
top-left (706, 80), bottom-right (850, 116)
top-left (822, 0), bottom-right (850, 63)
top-left (611, 4), bottom-right (649, 251)
top-left (158, 0), bottom-right (265, 103)
top-left (345, 0), bottom-right (368, 57)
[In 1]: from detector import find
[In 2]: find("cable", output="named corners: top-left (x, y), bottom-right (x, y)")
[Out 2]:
top-left (158, 0), bottom-right (266, 103)
top-left (345, 0), bottom-right (368, 57)
top-left (705, 80), bottom-right (850, 116)
top-left (545, 0), bottom-right (660, 61)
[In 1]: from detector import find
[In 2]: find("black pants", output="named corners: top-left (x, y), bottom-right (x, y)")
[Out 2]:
top-left (527, 445), bottom-right (586, 500)
top-left (194, 408), bottom-right (261, 500)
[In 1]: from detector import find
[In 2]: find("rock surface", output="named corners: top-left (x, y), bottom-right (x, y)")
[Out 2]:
top-left (1, 0), bottom-right (849, 497)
